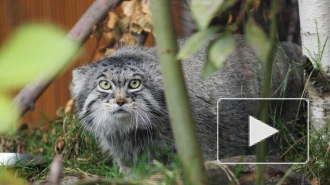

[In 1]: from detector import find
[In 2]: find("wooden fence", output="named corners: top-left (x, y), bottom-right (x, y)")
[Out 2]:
top-left (0, 0), bottom-right (183, 125)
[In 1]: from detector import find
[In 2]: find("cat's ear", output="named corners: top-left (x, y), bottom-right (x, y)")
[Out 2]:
top-left (72, 65), bottom-right (89, 81)
top-left (71, 65), bottom-right (90, 98)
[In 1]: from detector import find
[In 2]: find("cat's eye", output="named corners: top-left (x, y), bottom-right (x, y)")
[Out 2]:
top-left (99, 80), bottom-right (111, 90)
top-left (129, 79), bottom-right (141, 89)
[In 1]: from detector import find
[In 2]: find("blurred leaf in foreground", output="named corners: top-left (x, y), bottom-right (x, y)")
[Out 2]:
top-left (201, 32), bottom-right (234, 79)
top-left (208, 32), bottom-right (234, 68)
top-left (0, 95), bottom-right (17, 133)
top-left (0, 23), bottom-right (79, 133)
top-left (191, 0), bottom-right (225, 30)
top-left (177, 26), bottom-right (220, 60)
top-left (0, 24), bottom-right (79, 90)
top-left (0, 169), bottom-right (25, 185)
top-left (245, 17), bottom-right (270, 63)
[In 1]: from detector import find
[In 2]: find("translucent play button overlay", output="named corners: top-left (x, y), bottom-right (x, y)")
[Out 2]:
top-left (217, 98), bottom-right (309, 164)
top-left (249, 116), bottom-right (279, 147)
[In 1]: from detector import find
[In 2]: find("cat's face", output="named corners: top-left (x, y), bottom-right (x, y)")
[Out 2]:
top-left (71, 55), bottom-right (167, 135)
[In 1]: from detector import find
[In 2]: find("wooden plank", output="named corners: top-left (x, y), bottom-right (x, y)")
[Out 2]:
top-left (0, 0), bottom-right (182, 126)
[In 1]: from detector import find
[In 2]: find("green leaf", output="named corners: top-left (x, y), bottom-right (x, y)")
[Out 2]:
top-left (191, 0), bottom-right (225, 30)
top-left (209, 33), bottom-right (234, 68)
top-left (217, 0), bottom-right (237, 14)
top-left (0, 24), bottom-right (79, 89)
top-left (200, 33), bottom-right (234, 79)
top-left (177, 27), bottom-right (220, 60)
top-left (0, 94), bottom-right (18, 133)
top-left (245, 17), bottom-right (270, 62)
top-left (0, 169), bottom-right (25, 185)
top-left (200, 60), bottom-right (217, 80)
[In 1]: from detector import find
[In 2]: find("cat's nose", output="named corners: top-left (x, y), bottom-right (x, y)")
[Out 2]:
top-left (116, 99), bottom-right (127, 106)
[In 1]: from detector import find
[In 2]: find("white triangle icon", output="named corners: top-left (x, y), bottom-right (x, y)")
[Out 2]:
top-left (249, 116), bottom-right (279, 147)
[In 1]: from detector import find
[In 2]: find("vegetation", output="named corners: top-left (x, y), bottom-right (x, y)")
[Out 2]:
top-left (0, 24), bottom-right (79, 134)
top-left (2, 103), bottom-right (328, 184)
top-left (1, 113), bottom-right (187, 184)
top-left (150, 0), bottom-right (209, 184)
top-left (2, 0), bottom-right (330, 184)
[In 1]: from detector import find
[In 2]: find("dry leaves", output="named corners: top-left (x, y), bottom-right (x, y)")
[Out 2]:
top-left (65, 99), bottom-right (74, 114)
top-left (120, 33), bottom-right (137, 45)
top-left (107, 12), bottom-right (119, 29)
top-left (55, 136), bottom-right (65, 154)
top-left (89, 0), bottom-right (153, 60)
top-left (107, 0), bottom-right (153, 35)
top-left (121, 0), bottom-right (152, 33)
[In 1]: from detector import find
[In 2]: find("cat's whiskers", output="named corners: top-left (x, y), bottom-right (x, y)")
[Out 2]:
top-left (138, 101), bottom-right (168, 117)
top-left (134, 108), bottom-right (152, 144)
top-left (128, 107), bottom-right (139, 143)
top-left (133, 107), bottom-right (154, 144)
top-left (134, 102), bottom-right (166, 140)
top-left (91, 106), bottom-right (111, 135)
top-left (132, 111), bottom-right (139, 143)
top-left (79, 111), bottom-right (96, 133)
top-left (72, 117), bottom-right (89, 137)
top-left (76, 121), bottom-right (89, 136)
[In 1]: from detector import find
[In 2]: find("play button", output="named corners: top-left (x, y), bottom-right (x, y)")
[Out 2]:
top-left (249, 116), bottom-right (279, 147)
top-left (217, 98), bottom-right (308, 164)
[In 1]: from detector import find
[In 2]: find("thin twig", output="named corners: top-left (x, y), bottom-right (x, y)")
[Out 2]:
top-left (48, 155), bottom-right (63, 185)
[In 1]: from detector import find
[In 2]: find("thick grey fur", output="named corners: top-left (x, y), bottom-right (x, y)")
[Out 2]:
top-left (70, 35), bottom-right (304, 171)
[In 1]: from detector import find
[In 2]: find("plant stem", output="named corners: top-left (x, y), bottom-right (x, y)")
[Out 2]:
top-left (256, 0), bottom-right (279, 185)
top-left (150, 0), bottom-right (209, 184)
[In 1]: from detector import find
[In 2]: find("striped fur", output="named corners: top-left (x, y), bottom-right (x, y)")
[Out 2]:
top-left (71, 35), bottom-right (304, 172)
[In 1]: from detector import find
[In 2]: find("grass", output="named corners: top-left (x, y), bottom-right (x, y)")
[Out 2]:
top-left (296, 124), bottom-right (330, 184)
top-left (0, 81), bottom-right (323, 185)
top-left (0, 102), bottom-right (319, 184)
top-left (295, 23), bottom-right (330, 184)
top-left (2, 32), bottom-right (330, 183)
top-left (0, 98), bottom-right (329, 184)
top-left (0, 111), bottom-right (184, 184)
top-left (1, 112), bottom-right (122, 183)
top-left (264, 98), bottom-right (330, 184)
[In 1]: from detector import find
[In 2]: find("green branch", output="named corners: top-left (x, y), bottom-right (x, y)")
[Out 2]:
top-left (150, 0), bottom-right (209, 184)
top-left (255, 0), bottom-right (280, 184)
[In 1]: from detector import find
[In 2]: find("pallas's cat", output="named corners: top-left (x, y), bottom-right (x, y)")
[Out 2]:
top-left (71, 35), bottom-right (304, 171)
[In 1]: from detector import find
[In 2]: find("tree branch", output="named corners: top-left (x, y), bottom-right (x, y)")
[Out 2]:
top-left (14, 0), bottom-right (123, 117)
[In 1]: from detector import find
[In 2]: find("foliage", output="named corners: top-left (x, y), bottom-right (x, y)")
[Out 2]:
top-left (1, 113), bottom-right (120, 182)
top-left (177, 26), bottom-right (220, 60)
top-left (1, 0), bottom-right (323, 184)
top-left (180, 0), bottom-right (284, 185)
top-left (0, 170), bottom-right (25, 185)
top-left (245, 17), bottom-right (270, 63)
top-left (1, 112), bottom-right (184, 184)
top-left (91, 0), bottom-right (152, 60)
top-left (121, 0), bottom-right (152, 34)
top-left (202, 32), bottom-right (235, 79)
top-left (0, 24), bottom-right (79, 133)
top-left (150, 0), bottom-right (209, 184)
top-left (190, 0), bottom-right (226, 30)
top-left (178, 0), bottom-right (270, 79)
top-left (292, 124), bottom-right (330, 184)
